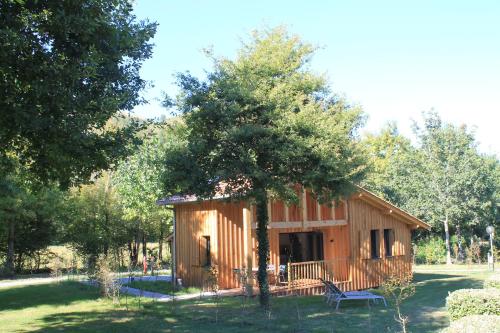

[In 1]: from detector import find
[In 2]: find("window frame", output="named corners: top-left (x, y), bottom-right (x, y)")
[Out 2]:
top-left (370, 229), bottom-right (380, 259)
top-left (200, 235), bottom-right (211, 267)
top-left (383, 228), bottom-right (394, 257)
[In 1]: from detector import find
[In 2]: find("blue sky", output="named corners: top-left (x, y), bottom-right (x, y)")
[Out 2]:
top-left (132, 1), bottom-right (499, 156)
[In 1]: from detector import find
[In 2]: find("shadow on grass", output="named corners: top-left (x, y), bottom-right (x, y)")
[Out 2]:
top-left (25, 295), bottom-right (385, 333)
top-left (0, 281), bottom-right (100, 311)
top-left (26, 310), bottom-right (170, 333)
top-left (403, 272), bottom-right (484, 332)
top-left (413, 272), bottom-right (462, 283)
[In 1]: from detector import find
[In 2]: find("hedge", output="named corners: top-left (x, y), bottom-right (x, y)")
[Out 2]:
top-left (446, 288), bottom-right (500, 320)
top-left (484, 274), bottom-right (500, 289)
top-left (441, 315), bottom-right (500, 333)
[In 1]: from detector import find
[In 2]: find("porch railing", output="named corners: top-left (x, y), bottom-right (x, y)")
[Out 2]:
top-left (287, 257), bottom-right (350, 288)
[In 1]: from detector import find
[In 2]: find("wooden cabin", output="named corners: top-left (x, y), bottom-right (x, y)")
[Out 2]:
top-left (159, 188), bottom-right (430, 294)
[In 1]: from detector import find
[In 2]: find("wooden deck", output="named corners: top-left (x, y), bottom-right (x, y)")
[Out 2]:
top-left (222, 255), bottom-right (410, 296)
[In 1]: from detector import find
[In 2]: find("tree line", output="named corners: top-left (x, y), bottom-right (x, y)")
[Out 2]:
top-left (362, 115), bottom-right (498, 264)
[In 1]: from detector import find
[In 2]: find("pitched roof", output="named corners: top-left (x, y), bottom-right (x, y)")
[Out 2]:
top-left (156, 193), bottom-right (228, 205)
top-left (157, 187), bottom-right (431, 230)
top-left (354, 187), bottom-right (431, 230)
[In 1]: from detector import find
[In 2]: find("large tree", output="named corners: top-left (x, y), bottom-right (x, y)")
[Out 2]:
top-left (0, 0), bottom-right (156, 274)
top-left (164, 27), bottom-right (366, 306)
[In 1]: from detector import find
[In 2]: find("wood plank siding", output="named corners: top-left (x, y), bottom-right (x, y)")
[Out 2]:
top-left (346, 198), bottom-right (412, 291)
top-left (173, 188), bottom-right (423, 291)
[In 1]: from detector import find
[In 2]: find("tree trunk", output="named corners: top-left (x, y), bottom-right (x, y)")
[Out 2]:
top-left (444, 213), bottom-right (452, 264)
top-left (142, 233), bottom-right (147, 259)
top-left (133, 238), bottom-right (139, 266)
top-left (127, 242), bottom-right (133, 265)
top-left (255, 190), bottom-right (270, 308)
top-left (456, 225), bottom-right (464, 262)
top-left (158, 221), bottom-right (164, 261)
top-left (128, 239), bottom-right (139, 267)
top-left (6, 220), bottom-right (15, 276)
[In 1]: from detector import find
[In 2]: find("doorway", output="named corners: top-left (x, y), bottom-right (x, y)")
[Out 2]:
top-left (279, 232), bottom-right (324, 265)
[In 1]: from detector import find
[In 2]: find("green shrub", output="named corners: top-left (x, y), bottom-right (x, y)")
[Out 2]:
top-left (415, 236), bottom-right (446, 264)
top-left (446, 288), bottom-right (500, 320)
top-left (441, 315), bottom-right (500, 333)
top-left (484, 274), bottom-right (500, 289)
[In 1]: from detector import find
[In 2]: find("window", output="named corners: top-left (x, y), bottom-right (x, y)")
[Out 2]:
top-left (370, 230), bottom-right (380, 259)
top-left (279, 232), bottom-right (324, 264)
top-left (200, 236), bottom-right (211, 267)
top-left (384, 229), bottom-right (394, 257)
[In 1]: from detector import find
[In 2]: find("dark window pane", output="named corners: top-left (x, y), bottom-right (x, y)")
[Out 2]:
top-left (384, 229), bottom-right (394, 257)
top-left (371, 230), bottom-right (380, 259)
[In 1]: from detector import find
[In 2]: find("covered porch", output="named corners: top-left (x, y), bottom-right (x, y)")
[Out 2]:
top-left (230, 255), bottom-right (411, 296)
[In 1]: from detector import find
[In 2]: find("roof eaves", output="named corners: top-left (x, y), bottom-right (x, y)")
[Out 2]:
top-left (355, 186), bottom-right (431, 230)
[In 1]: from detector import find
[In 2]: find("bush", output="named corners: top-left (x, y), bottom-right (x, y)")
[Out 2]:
top-left (415, 236), bottom-right (446, 264)
top-left (446, 288), bottom-right (500, 320)
top-left (484, 274), bottom-right (500, 289)
top-left (441, 315), bottom-right (500, 333)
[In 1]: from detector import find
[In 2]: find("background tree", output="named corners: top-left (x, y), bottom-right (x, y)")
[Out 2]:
top-left (164, 27), bottom-right (366, 306)
top-left (412, 113), bottom-right (498, 263)
top-left (65, 172), bottom-right (129, 270)
top-left (114, 122), bottom-right (182, 265)
top-left (361, 122), bottom-right (413, 202)
top-left (0, 0), bottom-right (156, 274)
top-left (0, 172), bottom-right (64, 275)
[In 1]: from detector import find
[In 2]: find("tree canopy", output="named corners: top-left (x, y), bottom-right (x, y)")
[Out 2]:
top-left (0, 0), bottom-right (156, 186)
top-left (0, 0), bottom-right (157, 275)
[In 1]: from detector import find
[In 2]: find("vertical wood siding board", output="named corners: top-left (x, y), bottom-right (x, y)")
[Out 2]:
top-left (219, 210), bottom-right (225, 288)
top-left (227, 208), bottom-right (232, 288)
top-left (243, 207), bottom-right (247, 270)
top-left (225, 209), bottom-right (230, 289)
top-left (235, 205), bottom-right (240, 287)
top-left (229, 207), bottom-right (234, 288)
top-left (231, 205), bottom-right (236, 287)
top-left (301, 191), bottom-right (307, 227)
top-left (284, 203), bottom-right (289, 222)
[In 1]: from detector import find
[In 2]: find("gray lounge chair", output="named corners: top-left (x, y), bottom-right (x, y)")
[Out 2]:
top-left (320, 278), bottom-right (387, 310)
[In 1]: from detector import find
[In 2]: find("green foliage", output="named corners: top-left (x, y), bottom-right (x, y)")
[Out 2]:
top-left (415, 237), bottom-right (447, 264)
top-left (446, 288), bottom-right (500, 320)
top-left (361, 122), bottom-right (413, 200)
top-left (0, 173), bottom-right (65, 275)
top-left (484, 274), bottom-right (500, 289)
top-left (362, 112), bottom-right (499, 261)
top-left (165, 26), bottom-right (366, 204)
top-left (114, 122), bottom-right (180, 240)
top-left (64, 172), bottom-right (129, 268)
top-left (441, 315), bottom-right (500, 333)
top-left (0, 0), bottom-right (156, 186)
top-left (164, 26), bottom-right (366, 306)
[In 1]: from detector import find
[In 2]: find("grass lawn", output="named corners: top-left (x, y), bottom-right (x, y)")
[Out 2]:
top-left (125, 280), bottom-right (201, 295)
top-left (0, 265), bottom-right (493, 332)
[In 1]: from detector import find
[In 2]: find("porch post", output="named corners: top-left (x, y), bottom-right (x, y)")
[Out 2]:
top-left (172, 206), bottom-right (177, 288)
